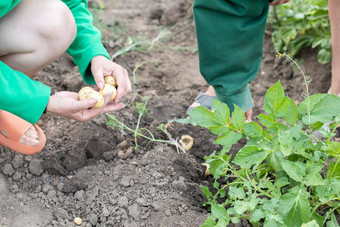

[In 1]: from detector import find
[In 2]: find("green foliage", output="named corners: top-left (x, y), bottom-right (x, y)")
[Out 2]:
top-left (189, 81), bottom-right (340, 227)
top-left (268, 0), bottom-right (331, 64)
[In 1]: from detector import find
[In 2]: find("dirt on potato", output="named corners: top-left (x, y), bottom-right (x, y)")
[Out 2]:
top-left (0, 0), bottom-right (333, 226)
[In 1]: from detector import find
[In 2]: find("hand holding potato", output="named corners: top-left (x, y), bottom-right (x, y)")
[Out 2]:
top-left (90, 55), bottom-right (131, 104)
top-left (45, 91), bottom-right (124, 122)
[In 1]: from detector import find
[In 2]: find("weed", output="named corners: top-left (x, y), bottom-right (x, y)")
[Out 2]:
top-left (106, 97), bottom-right (186, 153)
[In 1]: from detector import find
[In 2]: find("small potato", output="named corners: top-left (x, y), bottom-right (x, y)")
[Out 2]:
top-left (104, 75), bottom-right (117, 87)
top-left (179, 134), bottom-right (194, 151)
top-left (78, 86), bottom-right (95, 101)
top-left (99, 84), bottom-right (117, 101)
top-left (74, 217), bottom-right (82, 226)
top-left (201, 163), bottom-right (211, 177)
top-left (86, 90), bottom-right (105, 108)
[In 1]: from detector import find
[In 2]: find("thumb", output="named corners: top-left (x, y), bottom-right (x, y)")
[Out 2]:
top-left (73, 98), bottom-right (97, 112)
top-left (92, 67), bottom-right (105, 89)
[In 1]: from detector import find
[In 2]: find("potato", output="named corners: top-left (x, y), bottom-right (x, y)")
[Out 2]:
top-left (99, 84), bottom-right (117, 101)
top-left (87, 90), bottom-right (105, 108)
top-left (78, 86), bottom-right (95, 101)
top-left (104, 75), bottom-right (117, 87)
top-left (201, 163), bottom-right (211, 177)
top-left (74, 217), bottom-right (82, 226)
top-left (179, 134), bottom-right (194, 151)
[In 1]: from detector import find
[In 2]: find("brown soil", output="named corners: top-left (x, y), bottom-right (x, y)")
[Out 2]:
top-left (0, 0), bottom-right (333, 227)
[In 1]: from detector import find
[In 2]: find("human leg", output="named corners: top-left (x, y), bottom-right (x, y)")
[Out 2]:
top-left (328, 0), bottom-right (340, 95)
top-left (0, 0), bottom-right (76, 151)
top-left (192, 0), bottom-right (269, 120)
top-left (0, 0), bottom-right (76, 76)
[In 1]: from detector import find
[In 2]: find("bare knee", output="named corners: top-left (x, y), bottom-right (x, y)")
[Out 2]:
top-left (37, 0), bottom-right (77, 54)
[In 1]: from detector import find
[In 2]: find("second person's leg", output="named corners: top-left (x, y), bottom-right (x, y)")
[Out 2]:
top-left (193, 0), bottom-right (270, 120)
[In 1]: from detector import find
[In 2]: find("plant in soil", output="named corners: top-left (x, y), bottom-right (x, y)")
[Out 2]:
top-left (106, 96), bottom-right (187, 153)
top-left (268, 0), bottom-right (331, 64)
top-left (189, 56), bottom-right (340, 226)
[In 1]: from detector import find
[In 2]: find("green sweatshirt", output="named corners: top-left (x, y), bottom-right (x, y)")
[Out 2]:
top-left (0, 0), bottom-right (110, 124)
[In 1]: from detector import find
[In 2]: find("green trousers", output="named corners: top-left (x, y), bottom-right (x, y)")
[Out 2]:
top-left (193, 0), bottom-right (270, 112)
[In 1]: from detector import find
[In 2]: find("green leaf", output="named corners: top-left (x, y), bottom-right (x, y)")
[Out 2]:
top-left (189, 106), bottom-right (220, 128)
top-left (299, 94), bottom-right (340, 125)
top-left (243, 122), bottom-right (263, 138)
top-left (209, 125), bottom-right (229, 136)
top-left (250, 209), bottom-right (265, 223)
top-left (201, 217), bottom-right (216, 227)
top-left (258, 114), bottom-right (277, 128)
top-left (302, 220), bottom-right (319, 227)
top-left (210, 204), bottom-right (229, 221)
top-left (201, 186), bottom-right (213, 200)
top-left (278, 186), bottom-right (312, 226)
top-left (326, 142), bottom-right (340, 157)
top-left (304, 163), bottom-right (325, 186)
top-left (264, 81), bottom-right (286, 115)
top-left (326, 211), bottom-right (339, 227)
top-left (281, 159), bottom-right (306, 182)
top-left (212, 99), bottom-right (231, 125)
top-left (228, 186), bottom-right (245, 200)
top-left (269, 151), bottom-right (284, 172)
top-left (327, 161), bottom-right (340, 178)
top-left (215, 131), bottom-right (242, 147)
top-left (318, 48), bottom-right (331, 64)
top-left (233, 146), bottom-right (268, 168)
top-left (231, 105), bottom-right (245, 130)
top-left (276, 97), bottom-right (298, 126)
top-left (263, 214), bottom-right (286, 227)
top-left (278, 130), bottom-right (293, 157)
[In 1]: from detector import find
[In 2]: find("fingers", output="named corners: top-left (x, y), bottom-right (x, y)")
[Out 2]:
top-left (80, 102), bottom-right (125, 121)
top-left (92, 67), bottom-right (105, 89)
top-left (112, 63), bottom-right (132, 102)
top-left (72, 98), bottom-right (97, 112)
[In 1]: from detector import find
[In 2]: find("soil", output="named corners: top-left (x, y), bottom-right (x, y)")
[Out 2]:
top-left (0, 0), bottom-right (333, 227)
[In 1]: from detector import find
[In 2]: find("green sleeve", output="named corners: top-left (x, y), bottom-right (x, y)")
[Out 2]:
top-left (62, 0), bottom-right (110, 84)
top-left (0, 61), bottom-right (51, 124)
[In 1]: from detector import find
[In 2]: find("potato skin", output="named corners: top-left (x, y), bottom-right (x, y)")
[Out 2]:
top-left (104, 75), bottom-right (117, 87)
top-left (87, 90), bottom-right (105, 108)
top-left (99, 84), bottom-right (117, 101)
top-left (78, 87), bottom-right (104, 108)
top-left (78, 86), bottom-right (95, 101)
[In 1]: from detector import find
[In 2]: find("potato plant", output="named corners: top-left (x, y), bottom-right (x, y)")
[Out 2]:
top-left (268, 0), bottom-right (331, 64)
top-left (189, 80), bottom-right (340, 227)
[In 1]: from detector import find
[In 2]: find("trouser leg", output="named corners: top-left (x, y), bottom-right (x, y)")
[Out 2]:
top-left (193, 0), bottom-right (269, 112)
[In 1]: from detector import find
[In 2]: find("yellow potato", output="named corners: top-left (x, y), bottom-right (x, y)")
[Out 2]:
top-left (99, 84), bottom-right (117, 101)
top-left (104, 75), bottom-right (117, 87)
top-left (87, 90), bottom-right (105, 108)
top-left (74, 217), bottom-right (82, 226)
top-left (78, 86), bottom-right (95, 101)
top-left (179, 134), bottom-right (194, 151)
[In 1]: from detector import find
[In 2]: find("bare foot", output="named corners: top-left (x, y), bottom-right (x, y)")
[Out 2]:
top-left (19, 125), bottom-right (40, 147)
top-left (205, 86), bottom-right (216, 96)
